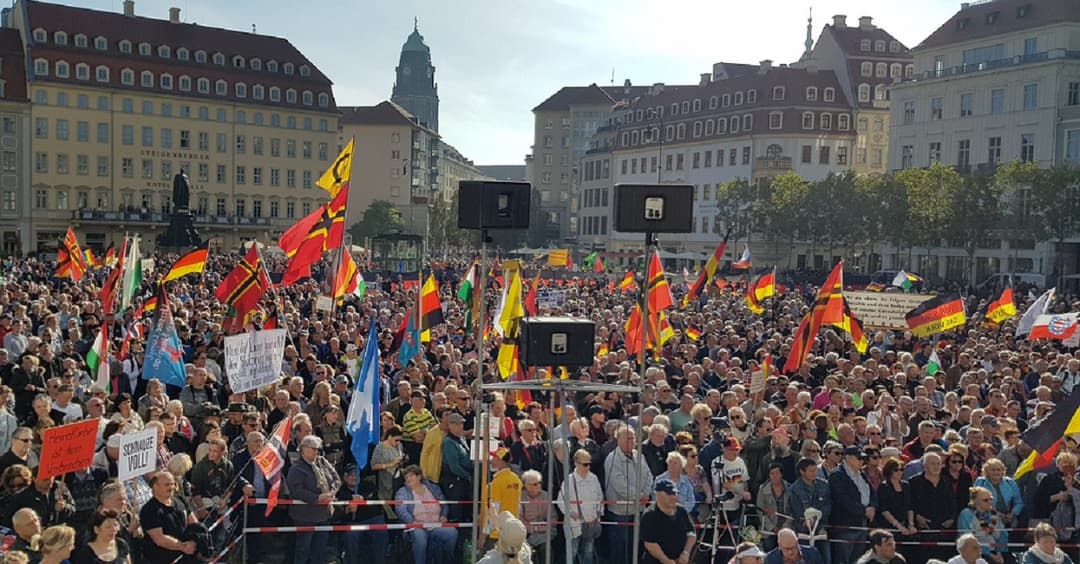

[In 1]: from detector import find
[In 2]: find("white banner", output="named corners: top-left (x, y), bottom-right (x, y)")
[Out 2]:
top-left (224, 329), bottom-right (287, 394)
top-left (845, 291), bottom-right (935, 330)
top-left (118, 427), bottom-right (157, 481)
top-left (536, 288), bottom-right (567, 309)
top-left (141, 258), bottom-right (156, 276)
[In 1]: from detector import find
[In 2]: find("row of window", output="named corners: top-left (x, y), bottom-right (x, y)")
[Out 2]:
top-left (617, 142), bottom-right (852, 175)
top-left (898, 134), bottom-right (1037, 169)
top-left (33, 151), bottom-right (318, 187)
top-left (32, 187), bottom-right (316, 219)
top-left (579, 215), bottom-right (608, 236)
top-left (859, 39), bottom-right (903, 53)
top-left (621, 110), bottom-right (852, 148)
top-left (581, 187), bottom-right (609, 209)
top-left (624, 85), bottom-right (843, 123)
top-left (32, 59), bottom-right (331, 108)
top-left (901, 83), bottom-right (1040, 125)
top-left (31, 29), bottom-right (311, 78)
top-left (33, 90), bottom-right (334, 132)
top-left (859, 62), bottom-right (914, 80)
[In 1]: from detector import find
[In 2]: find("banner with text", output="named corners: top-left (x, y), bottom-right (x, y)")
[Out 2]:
top-left (118, 427), bottom-right (158, 481)
top-left (845, 291), bottom-right (935, 330)
top-left (224, 329), bottom-right (287, 393)
top-left (536, 288), bottom-right (568, 309)
top-left (37, 419), bottom-right (99, 480)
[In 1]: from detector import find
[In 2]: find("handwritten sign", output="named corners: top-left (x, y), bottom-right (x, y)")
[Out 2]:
top-left (845, 291), bottom-right (934, 330)
top-left (536, 288), bottom-right (567, 309)
top-left (37, 419), bottom-right (99, 479)
top-left (118, 427), bottom-right (158, 481)
top-left (315, 295), bottom-right (333, 312)
top-left (225, 329), bottom-right (287, 393)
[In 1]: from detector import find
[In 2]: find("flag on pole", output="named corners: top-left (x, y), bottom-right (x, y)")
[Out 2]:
top-left (732, 243), bottom-right (752, 270)
top-left (927, 349), bottom-right (942, 375)
top-left (1030, 313), bottom-right (1080, 341)
top-left (985, 286), bottom-right (1018, 324)
top-left (315, 138), bottom-right (354, 198)
top-left (1015, 390), bottom-right (1080, 478)
top-left (891, 270), bottom-right (922, 290)
top-left (85, 324), bottom-right (109, 392)
top-left (100, 236), bottom-right (128, 316)
top-left (254, 416), bottom-right (292, 516)
top-left (905, 294), bottom-right (966, 338)
top-left (120, 235), bottom-right (142, 310)
top-left (1017, 288), bottom-right (1055, 337)
top-left (619, 271), bottom-right (636, 292)
top-left (347, 319), bottom-right (381, 476)
top-left (783, 261), bottom-right (845, 373)
top-left (161, 242), bottom-right (209, 283)
top-left (142, 286), bottom-right (186, 388)
top-left (683, 230), bottom-right (731, 307)
top-left (646, 251), bottom-right (674, 312)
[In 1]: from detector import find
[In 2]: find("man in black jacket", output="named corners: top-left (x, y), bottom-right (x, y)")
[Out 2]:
top-left (829, 446), bottom-right (877, 564)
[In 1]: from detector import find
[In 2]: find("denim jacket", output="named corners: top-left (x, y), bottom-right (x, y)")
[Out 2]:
top-left (394, 479), bottom-right (449, 523)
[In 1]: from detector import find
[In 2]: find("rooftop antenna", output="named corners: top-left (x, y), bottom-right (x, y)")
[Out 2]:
top-left (414, 16), bottom-right (419, 31)
top-left (252, 23), bottom-right (256, 34)
top-left (611, 67), bottom-right (615, 86)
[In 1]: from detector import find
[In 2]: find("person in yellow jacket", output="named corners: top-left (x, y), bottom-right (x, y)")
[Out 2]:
top-left (483, 446), bottom-right (523, 547)
top-left (420, 407), bottom-right (450, 483)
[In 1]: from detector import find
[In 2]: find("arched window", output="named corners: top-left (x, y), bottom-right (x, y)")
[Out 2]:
top-left (876, 63), bottom-right (887, 77)
top-left (119, 40), bottom-right (131, 53)
top-left (75, 63), bottom-right (89, 80)
top-left (32, 28), bottom-right (46, 43)
top-left (158, 45), bottom-right (171, 58)
top-left (302, 90), bottom-right (313, 106)
top-left (251, 58), bottom-right (262, 71)
top-left (858, 84), bottom-right (871, 102)
top-left (94, 36), bottom-right (107, 50)
top-left (285, 89), bottom-right (297, 103)
top-left (232, 55), bottom-right (245, 68)
top-left (766, 144), bottom-right (783, 158)
top-left (177, 47), bottom-right (189, 61)
top-left (235, 83), bottom-right (247, 98)
top-left (120, 68), bottom-right (134, 85)
top-left (253, 85), bottom-right (265, 100)
top-left (269, 87), bottom-right (281, 102)
top-left (54, 31), bottom-right (67, 45)
top-left (140, 70), bottom-right (154, 87)
top-left (160, 73), bottom-right (173, 90)
top-left (215, 80), bottom-right (227, 96)
top-left (267, 60), bottom-right (278, 72)
top-left (138, 42), bottom-right (151, 56)
top-left (806, 86), bottom-right (818, 101)
top-left (55, 61), bottom-right (70, 78)
top-left (317, 92), bottom-right (329, 108)
top-left (197, 78), bottom-right (210, 93)
top-left (178, 75), bottom-right (191, 91)
top-left (861, 62), bottom-right (873, 76)
top-left (195, 50), bottom-right (207, 63)
top-left (212, 52), bottom-right (225, 65)
top-left (73, 34), bottom-right (87, 48)
top-left (94, 65), bottom-right (109, 82)
top-left (283, 63), bottom-right (294, 75)
top-left (299, 65), bottom-right (310, 77)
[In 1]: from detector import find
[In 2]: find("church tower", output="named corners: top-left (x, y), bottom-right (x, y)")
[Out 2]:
top-left (391, 19), bottom-right (439, 132)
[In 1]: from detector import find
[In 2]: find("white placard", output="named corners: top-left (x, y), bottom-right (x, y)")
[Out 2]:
top-left (315, 295), bottom-right (334, 312)
top-left (536, 288), bottom-right (567, 308)
top-left (845, 291), bottom-right (935, 330)
top-left (224, 329), bottom-right (288, 393)
top-left (750, 369), bottom-right (766, 394)
top-left (141, 258), bottom-right (156, 276)
top-left (118, 427), bottom-right (158, 481)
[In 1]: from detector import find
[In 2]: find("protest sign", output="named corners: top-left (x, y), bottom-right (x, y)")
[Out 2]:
top-left (118, 427), bottom-right (158, 481)
top-left (224, 329), bottom-right (287, 393)
top-left (845, 291), bottom-right (934, 330)
top-left (37, 419), bottom-right (98, 479)
top-left (536, 288), bottom-right (567, 309)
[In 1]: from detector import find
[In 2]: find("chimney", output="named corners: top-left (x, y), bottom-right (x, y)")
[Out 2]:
top-left (168, 7), bottom-right (180, 23)
top-left (650, 82), bottom-right (665, 96)
top-left (859, 16), bottom-right (874, 29)
top-left (699, 73), bottom-right (711, 86)
top-left (833, 14), bottom-right (847, 28)
top-left (960, 2), bottom-right (970, 9)
top-left (122, 0), bottom-right (134, 17)
top-left (759, 59), bottom-right (772, 74)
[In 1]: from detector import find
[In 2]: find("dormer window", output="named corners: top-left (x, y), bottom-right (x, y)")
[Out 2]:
top-left (889, 41), bottom-right (901, 53)
top-left (251, 58), bottom-right (262, 71)
top-left (957, 18), bottom-right (970, 31)
top-left (32, 28), bottom-right (46, 43)
top-left (158, 45), bottom-right (170, 58)
top-left (709, 96), bottom-right (718, 109)
top-left (721, 94), bottom-right (730, 107)
top-left (179, 75), bottom-right (191, 91)
top-left (215, 80), bottom-right (227, 96)
top-left (874, 40), bottom-right (886, 52)
top-left (286, 89), bottom-right (297, 103)
top-left (1017, 4), bottom-right (1031, 17)
top-left (94, 36), bottom-right (107, 50)
top-left (253, 85), bottom-right (264, 99)
top-left (269, 87), bottom-right (281, 102)
top-left (75, 63), bottom-right (89, 80)
top-left (860, 39), bottom-right (871, 51)
top-left (140, 71), bottom-right (153, 87)
top-left (824, 87), bottom-right (835, 102)
top-left (734, 91), bottom-right (744, 105)
top-left (138, 42), bottom-right (151, 56)
top-left (54, 31), bottom-right (67, 45)
top-left (318, 92), bottom-right (329, 108)
top-left (33, 58), bottom-right (48, 77)
top-left (772, 86), bottom-right (785, 100)
top-left (212, 52), bottom-right (225, 66)
top-left (119, 40), bottom-right (131, 53)
top-left (95, 65), bottom-right (109, 82)
top-left (177, 48), bottom-right (189, 61)
top-left (806, 86), bottom-right (818, 101)
top-left (232, 55), bottom-right (245, 68)
top-left (235, 83), bottom-right (247, 98)
top-left (195, 50), bottom-right (207, 63)
top-left (160, 74), bottom-right (173, 90)
top-left (74, 34), bottom-right (87, 48)
top-left (283, 63), bottom-right (294, 75)
top-left (267, 60), bottom-right (278, 72)
top-left (299, 65), bottom-right (310, 77)
top-left (120, 68), bottom-right (133, 85)
top-left (302, 91), bottom-right (313, 106)
top-left (55, 61), bottom-right (69, 78)
top-left (692, 99), bottom-right (701, 112)
top-left (985, 11), bottom-right (999, 24)
top-left (747, 90), bottom-right (757, 103)
top-left (197, 78), bottom-right (209, 93)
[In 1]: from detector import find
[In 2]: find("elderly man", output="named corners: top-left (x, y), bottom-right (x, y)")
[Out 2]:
top-left (830, 446), bottom-right (877, 564)
top-left (286, 434), bottom-right (340, 564)
top-left (439, 412), bottom-right (473, 522)
top-left (641, 478), bottom-right (696, 564)
top-left (0, 426), bottom-right (38, 475)
top-left (765, 528), bottom-right (825, 564)
top-left (9, 507), bottom-right (42, 559)
top-left (141, 470), bottom-right (198, 563)
top-left (604, 425), bottom-right (653, 564)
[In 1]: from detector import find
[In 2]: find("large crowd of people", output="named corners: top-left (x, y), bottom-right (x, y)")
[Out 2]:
top-left (0, 249), bottom-right (1075, 564)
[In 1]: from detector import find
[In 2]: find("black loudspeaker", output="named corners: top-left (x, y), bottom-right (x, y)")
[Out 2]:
top-left (613, 183), bottom-right (694, 233)
top-left (520, 317), bottom-right (595, 368)
top-left (457, 181), bottom-right (531, 230)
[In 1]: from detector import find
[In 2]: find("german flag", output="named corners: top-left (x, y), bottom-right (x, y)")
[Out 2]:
top-left (139, 296), bottom-right (159, 317)
top-left (103, 243), bottom-right (117, 268)
top-left (783, 261), bottom-right (845, 373)
top-left (1015, 389), bottom-right (1080, 478)
top-left (279, 186), bottom-right (348, 285)
top-left (986, 286), bottom-right (1018, 324)
top-left (84, 248), bottom-right (97, 269)
top-left (745, 268), bottom-right (776, 314)
top-left (619, 271), bottom-right (636, 291)
top-left (828, 297), bottom-right (869, 353)
top-left (161, 242), bottom-right (209, 283)
top-left (330, 249), bottom-right (359, 301)
top-left (56, 227), bottom-right (88, 281)
top-left (905, 294), bottom-right (966, 338)
top-left (685, 327), bottom-right (702, 341)
top-left (420, 273), bottom-right (445, 342)
top-left (646, 250), bottom-right (674, 312)
top-left (683, 229), bottom-right (731, 307)
top-left (214, 245), bottom-right (270, 323)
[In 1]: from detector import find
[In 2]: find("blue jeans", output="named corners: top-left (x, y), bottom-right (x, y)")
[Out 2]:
top-left (406, 526), bottom-right (458, 564)
top-left (344, 514), bottom-right (389, 564)
top-left (571, 534), bottom-right (596, 564)
top-left (293, 530), bottom-right (329, 564)
top-left (605, 511), bottom-right (635, 564)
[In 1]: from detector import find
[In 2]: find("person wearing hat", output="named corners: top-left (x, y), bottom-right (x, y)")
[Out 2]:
top-left (285, 434), bottom-right (341, 564)
top-left (481, 448), bottom-right (522, 548)
top-left (730, 542), bottom-right (768, 564)
top-left (829, 445), bottom-right (877, 564)
top-left (337, 462), bottom-right (388, 564)
top-left (477, 511), bottom-right (532, 564)
top-left (439, 411), bottom-right (473, 523)
top-left (641, 478), bottom-right (696, 564)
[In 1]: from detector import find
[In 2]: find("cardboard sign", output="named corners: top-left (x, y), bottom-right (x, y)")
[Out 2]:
top-left (845, 291), bottom-right (935, 330)
top-left (536, 288), bottom-right (567, 309)
top-left (315, 295), bottom-right (334, 312)
top-left (118, 427), bottom-right (158, 481)
top-left (37, 419), bottom-right (99, 479)
top-left (224, 329), bottom-right (288, 393)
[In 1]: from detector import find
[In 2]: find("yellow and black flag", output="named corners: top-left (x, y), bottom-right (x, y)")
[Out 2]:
top-left (904, 294), bottom-right (966, 338)
top-left (986, 286), bottom-right (1018, 324)
top-left (1015, 390), bottom-right (1080, 478)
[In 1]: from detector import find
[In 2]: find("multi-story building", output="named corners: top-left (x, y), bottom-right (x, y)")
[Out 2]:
top-left (338, 101), bottom-right (439, 240)
top-left (589, 62), bottom-right (857, 267)
top-left (887, 0), bottom-right (1080, 280)
top-left (529, 81), bottom-right (647, 242)
top-left (798, 15), bottom-right (913, 174)
top-left (0, 28), bottom-right (31, 256)
top-left (10, 0), bottom-right (339, 252)
top-left (391, 21), bottom-right (438, 133)
top-left (437, 142), bottom-right (489, 204)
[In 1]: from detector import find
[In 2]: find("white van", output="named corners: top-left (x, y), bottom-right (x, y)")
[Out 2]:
top-left (978, 272), bottom-right (1046, 289)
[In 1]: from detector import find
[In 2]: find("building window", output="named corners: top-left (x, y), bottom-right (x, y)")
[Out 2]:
top-left (734, 92), bottom-right (743, 105)
top-left (97, 123), bottom-right (108, 143)
top-left (179, 75), bottom-right (191, 91)
top-left (74, 63), bottom-right (89, 80)
top-left (1021, 134), bottom-right (1035, 162)
top-left (875, 40), bottom-right (886, 52)
top-left (802, 112), bottom-right (814, 129)
top-left (837, 146), bottom-right (848, 165)
top-left (901, 145), bottom-right (914, 169)
top-left (318, 93), bottom-right (330, 108)
top-left (235, 83), bottom-right (246, 98)
top-left (874, 85), bottom-right (886, 101)
top-left (801, 145), bottom-right (812, 163)
top-left (236, 166), bottom-right (246, 185)
top-left (858, 84), bottom-right (870, 102)
top-left (729, 116), bottom-right (739, 133)
top-left (823, 88), bottom-right (835, 102)
top-left (769, 111), bottom-right (782, 129)
top-left (806, 87), bottom-right (817, 101)
top-left (213, 52), bottom-right (225, 65)
top-left (286, 89), bottom-right (297, 104)
top-left (253, 85), bottom-right (264, 100)
top-left (34, 118), bottom-right (46, 139)
top-left (957, 139), bottom-right (971, 169)
top-left (270, 87), bottom-right (281, 102)
top-left (838, 114), bottom-right (849, 130)
top-left (772, 86), bottom-right (785, 100)
top-left (819, 146), bottom-right (830, 164)
top-left (160, 74), bottom-right (173, 90)
top-left (138, 42), bottom-right (151, 56)
top-left (32, 28), bottom-right (46, 43)
top-left (158, 45), bottom-right (170, 58)
top-left (721, 94), bottom-right (730, 107)
top-left (54, 31), bottom-right (67, 45)
top-left (55, 61), bottom-right (69, 78)
top-left (930, 97), bottom-right (943, 120)
top-left (903, 101), bottom-right (915, 125)
top-left (34, 152), bottom-right (47, 173)
top-left (929, 142), bottom-right (942, 164)
top-left (56, 153), bottom-right (68, 174)
top-left (1023, 83), bottom-right (1038, 111)
top-left (861, 62), bottom-right (872, 76)
top-left (960, 93), bottom-right (973, 117)
top-left (988, 136), bottom-right (1002, 164)
top-left (284, 62), bottom-right (294, 75)
top-left (876, 63), bottom-right (887, 78)
top-left (216, 80), bottom-right (227, 96)
top-left (196, 78), bottom-right (209, 94)
top-left (820, 113), bottom-right (831, 130)
top-left (890, 63), bottom-right (902, 79)
top-left (743, 114), bottom-right (752, 131)
top-left (97, 156), bottom-right (108, 176)
top-left (860, 39), bottom-right (871, 51)
top-left (989, 88), bottom-right (1005, 114)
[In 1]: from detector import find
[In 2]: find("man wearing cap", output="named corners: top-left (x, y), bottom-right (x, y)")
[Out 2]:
top-left (221, 403), bottom-right (249, 445)
top-left (286, 434), bottom-right (340, 564)
top-left (829, 446), bottom-right (877, 564)
top-left (483, 446), bottom-right (523, 546)
top-left (440, 412), bottom-right (473, 522)
top-left (641, 478), bottom-right (696, 564)
top-left (403, 389), bottom-right (436, 466)
top-left (854, 529), bottom-right (906, 564)
top-left (337, 462), bottom-right (388, 564)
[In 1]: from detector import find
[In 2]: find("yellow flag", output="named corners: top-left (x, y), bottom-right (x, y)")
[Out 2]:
top-left (496, 269), bottom-right (524, 337)
top-left (316, 138), bottom-right (354, 197)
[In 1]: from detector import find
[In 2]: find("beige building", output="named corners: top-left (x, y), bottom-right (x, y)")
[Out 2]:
top-left (338, 101), bottom-right (439, 241)
top-left (437, 141), bottom-right (489, 204)
top-left (887, 0), bottom-right (1080, 280)
top-left (10, 0), bottom-right (339, 252)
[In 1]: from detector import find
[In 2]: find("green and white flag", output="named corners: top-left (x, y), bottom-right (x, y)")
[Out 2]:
top-left (457, 262), bottom-right (478, 332)
top-left (927, 349), bottom-right (942, 376)
top-left (85, 324), bottom-right (110, 391)
top-left (353, 275), bottom-right (366, 300)
top-left (892, 270), bottom-right (917, 290)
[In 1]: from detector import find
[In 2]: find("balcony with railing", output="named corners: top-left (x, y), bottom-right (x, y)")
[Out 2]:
top-left (72, 209), bottom-right (276, 227)
top-left (753, 156), bottom-right (793, 173)
top-left (911, 49), bottom-right (1080, 83)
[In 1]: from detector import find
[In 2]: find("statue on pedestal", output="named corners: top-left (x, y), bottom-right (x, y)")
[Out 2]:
top-left (172, 171), bottom-right (190, 212)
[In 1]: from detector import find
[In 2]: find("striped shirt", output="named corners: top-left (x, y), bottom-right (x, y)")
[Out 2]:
top-left (402, 408), bottom-right (436, 442)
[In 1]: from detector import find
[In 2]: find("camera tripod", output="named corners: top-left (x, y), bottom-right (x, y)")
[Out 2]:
top-left (697, 499), bottom-right (749, 563)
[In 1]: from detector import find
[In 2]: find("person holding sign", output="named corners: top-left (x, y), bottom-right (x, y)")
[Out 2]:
top-left (139, 471), bottom-right (198, 563)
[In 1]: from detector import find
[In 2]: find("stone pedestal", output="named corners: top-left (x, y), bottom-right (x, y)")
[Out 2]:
top-left (157, 210), bottom-right (202, 249)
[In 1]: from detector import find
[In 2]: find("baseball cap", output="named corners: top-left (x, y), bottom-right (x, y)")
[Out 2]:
top-left (843, 446), bottom-right (867, 459)
top-left (654, 478), bottom-right (676, 495)
top-left (490, 446), bottom-right (510, 461)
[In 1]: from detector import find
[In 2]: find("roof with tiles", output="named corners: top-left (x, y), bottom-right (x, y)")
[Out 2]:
top-left (339, 101), bottom-right (436, 136)
top-left (0, 29), bottom-right (28, 102)
top-left (917, 0), bottom-right (1075, 50)
top-left (827, 21), bottom-right (912, 59)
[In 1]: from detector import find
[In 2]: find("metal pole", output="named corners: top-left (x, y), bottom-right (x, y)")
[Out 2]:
top-left (471, 228), bottom-right (488, 563)
top-left (544, 385), bottom-right (556, 564)
top-left (632, 232), bottom-right (652, 564)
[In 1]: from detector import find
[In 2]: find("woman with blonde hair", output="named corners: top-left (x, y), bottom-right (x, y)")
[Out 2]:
top-left (305, 380), bottom-right (333, 427)
top-left (957, 486), bottom-right (1007, 564)
top-left (1023, 522), bottom-right (1075, 564)
top-left (974, 458), bottom-right (1023, 530)
top-left (166, 400), bottom-right (195, 442)
top-left (137, 379), bottom-right (168, 421)
top-left (33, 524), bottom-right (75, 564)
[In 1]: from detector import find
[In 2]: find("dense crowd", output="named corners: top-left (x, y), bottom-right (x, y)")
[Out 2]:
top-left (0, 249), bottom-right (1076, 564)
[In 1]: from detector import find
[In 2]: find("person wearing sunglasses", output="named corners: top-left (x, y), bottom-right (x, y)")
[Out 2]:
top-left (0, 427), bottom-right (37, 475)
top-left (956, 486), bottom-right (1007, 564)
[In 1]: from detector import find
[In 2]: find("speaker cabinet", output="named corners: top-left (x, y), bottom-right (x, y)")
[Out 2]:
top-left (457, 181), bottom-right (531, 230)
top-left (613, 183), bottom-right (694, 233)
top-left (519, 317), bottom-right (595, 368)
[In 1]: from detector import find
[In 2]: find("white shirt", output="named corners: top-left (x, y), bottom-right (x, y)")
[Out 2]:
top-left (947, 556), bottom-right (987, 564)
top-left (52, 400), bottom-right (83, 423)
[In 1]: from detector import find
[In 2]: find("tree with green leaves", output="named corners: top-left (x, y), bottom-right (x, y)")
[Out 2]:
top-left (428, 191), bottom-right (472, 252)
top-left (762, 172), bottom-right (809, 267)
top-left (1024, 165), bottom-right (1080, 285)
top-left (348, 200), bottom-right (405, 246)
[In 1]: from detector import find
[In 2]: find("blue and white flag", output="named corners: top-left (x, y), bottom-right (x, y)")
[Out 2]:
top-left (142, 289), bottom-right (186, 388)
top-left (347, 318), bottom-right (381, 476)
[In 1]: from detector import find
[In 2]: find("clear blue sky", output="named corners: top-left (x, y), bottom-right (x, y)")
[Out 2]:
top-left (61, 0), bottom-right (959, 165)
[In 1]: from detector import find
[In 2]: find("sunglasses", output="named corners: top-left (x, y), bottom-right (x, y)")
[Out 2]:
top-left (869, 431), bottom-right (882, 436)
top-left (13, 437), bottom-right (31, 443)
